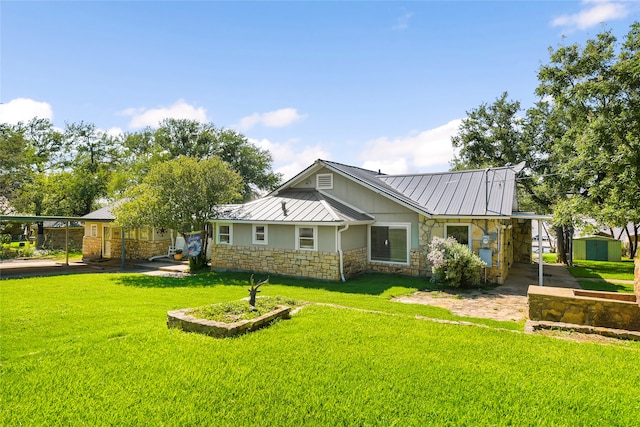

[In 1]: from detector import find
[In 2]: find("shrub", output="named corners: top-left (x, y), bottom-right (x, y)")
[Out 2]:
top-left (427, 237), bottom-right (486, 287)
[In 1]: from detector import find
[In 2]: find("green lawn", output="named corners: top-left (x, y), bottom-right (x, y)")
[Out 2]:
top-left (569, 259), bottom-right (635, 281)
top-left (2, 272), bottom-right (640, 425)
top-left (578, 279), bottom-right (635, 294)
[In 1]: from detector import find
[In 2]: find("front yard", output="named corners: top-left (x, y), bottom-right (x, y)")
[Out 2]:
top-left (2, 271), bottom-right (640, 425)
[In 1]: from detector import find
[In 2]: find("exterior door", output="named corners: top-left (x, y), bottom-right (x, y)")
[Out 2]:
top-left (586, 240), bottom-right (607, 261)
top-left (103, 226), bottom-right (111, 258)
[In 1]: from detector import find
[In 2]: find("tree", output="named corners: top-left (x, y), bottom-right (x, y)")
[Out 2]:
top-left (113, 156), bottom-right (243, 270)
top-left (121, 119), bottom-right (281, 200)
top-left (537, 23), bottom-right (640, 258)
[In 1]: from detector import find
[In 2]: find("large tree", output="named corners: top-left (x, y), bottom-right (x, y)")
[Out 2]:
top-left (120, 119), bottom-right (281, 200)
top-left (113, 156), bottom-right (243, 270)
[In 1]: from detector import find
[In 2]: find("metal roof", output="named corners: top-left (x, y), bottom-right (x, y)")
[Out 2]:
top-left (217, 189), bottom-right (374, 224)
top-left (320, 160), bottom-right (517, 216)
top-left (81, 200), bottom-right (126, 221)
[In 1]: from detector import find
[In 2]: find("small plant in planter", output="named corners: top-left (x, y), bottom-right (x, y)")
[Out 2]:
top-left (174, 248), bottom-right (183, 260)
top-left (248, 274), bottom-right (269, 310)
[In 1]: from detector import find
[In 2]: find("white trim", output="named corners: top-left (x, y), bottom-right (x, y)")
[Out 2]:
top-left (444, 223), bottom-right (472, 249)
top-left (252, 224), bottom-right (268, 245)
top-left (295, 225), bottom-right (317, 251)
top-left (368, 222), bottom-right (411, 265)
top-left (217, 223), bottom-right (233, 245)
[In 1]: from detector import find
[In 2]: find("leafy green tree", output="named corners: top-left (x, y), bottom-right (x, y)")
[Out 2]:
top-left (114, 156), bottom-right (243, 270)
top-left (120, 119), bottom-right (281, 200)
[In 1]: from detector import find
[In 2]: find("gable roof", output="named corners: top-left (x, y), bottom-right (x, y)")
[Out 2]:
top-left (217, 189), bottom-right (374, 224)
top-left (277, 160), bottom-right (518, 217)
top-left (81, 200), bottom-right (126, 221)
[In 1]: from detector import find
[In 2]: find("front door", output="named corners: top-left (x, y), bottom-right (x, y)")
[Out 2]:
top-left (103, 226), bottom-right (111, 258)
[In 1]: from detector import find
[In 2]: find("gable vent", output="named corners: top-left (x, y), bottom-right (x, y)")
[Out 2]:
top-left (316, 173), bottom-right (333, 190)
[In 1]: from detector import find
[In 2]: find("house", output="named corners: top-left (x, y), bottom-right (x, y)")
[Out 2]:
top-left (81, 201), bottom-right (179, 260)
top-left (210, 159), bottom-right (533, 283)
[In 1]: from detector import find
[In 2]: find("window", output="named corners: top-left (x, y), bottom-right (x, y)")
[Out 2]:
top-left (90, 224), bottom-right (98, 237)
top-left (217, 224), bottom-right (232, 244)
top-left (316, 173), bottom-right (333, 190)
top-left (139, 226), bottom-right (150, 240)
top-left (369, 223), bottom-right (410, 264)
top-left (253, 224), bottom-right (268, 245)
top-left (124, 228), bottom-right (136, 240)
top-left (296, 226), bottom-right (317, 250)
top-left (445, 224), bottom-right (471, 249)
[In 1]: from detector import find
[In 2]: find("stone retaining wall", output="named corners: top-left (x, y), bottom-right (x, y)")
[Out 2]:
top-left (528, 285), bottom-right (640, 331)
top-left (82, 236), bottom-right (102, 259)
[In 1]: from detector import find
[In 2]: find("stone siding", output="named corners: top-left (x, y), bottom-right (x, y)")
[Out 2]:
top-left (366, 250), bottom-right (422, 276)
top-left (529, 285), bottom-right (640, 331)
top-left (82, 236), bottom-right (102, 259)
top-left (342, 247), bottom-right (367, 278)
top-left (211, 244), bottom-right (342, 281)
top-left (512, 220), bottom-right (532, 263)
top-left (109, 238), bottom-right (172, 260)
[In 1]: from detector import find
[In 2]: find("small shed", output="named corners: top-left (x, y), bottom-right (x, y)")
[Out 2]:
top-left (573, 236), bottom-right (622, 262)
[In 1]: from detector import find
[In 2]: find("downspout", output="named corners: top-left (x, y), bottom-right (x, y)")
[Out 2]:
top-left (338, 224), bottom-right (350, 282)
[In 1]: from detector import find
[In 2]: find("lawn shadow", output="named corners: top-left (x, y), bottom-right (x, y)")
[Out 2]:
top-left (110, 271), bottom-right (426, 296)
top-left (578, 279), bottom-right (635, 293)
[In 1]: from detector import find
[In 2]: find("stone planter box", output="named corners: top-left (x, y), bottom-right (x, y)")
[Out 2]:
top-left (167, 305), bottom-right (290, 338)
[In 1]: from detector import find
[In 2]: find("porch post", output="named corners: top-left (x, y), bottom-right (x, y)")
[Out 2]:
top-left (121, 227), bottom-right (126, 271)
top-left (538, 218), bottom-right (543, 286)
top-left (65, 221), bottom-right (69, 266)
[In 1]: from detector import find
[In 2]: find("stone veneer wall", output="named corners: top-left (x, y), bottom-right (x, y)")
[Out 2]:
top-left (211, 244), bottom-right (342, 281)
top-left (366, 250), bottom-right (423, 277)
top-left (109, 237), bottom-right (172, 260)
top-left (635, 258), bottom-right (640, 305)
top-left (512, 220), bottom-right (532, 263)
top-left (342, 247), bottom-right (367, 278)
top-left (83, 236), bottom-right (102, 259)
top-left (418, 216), bottom-right (514, 284)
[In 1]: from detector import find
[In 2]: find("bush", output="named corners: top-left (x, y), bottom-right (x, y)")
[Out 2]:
top-left (427, 237), bottom-right (486, 287)
top-left (0, 234), bottom-right (11, 245)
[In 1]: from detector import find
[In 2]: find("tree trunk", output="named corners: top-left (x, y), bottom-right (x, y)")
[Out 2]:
top-left (555, 226), bottom-right (566, 264)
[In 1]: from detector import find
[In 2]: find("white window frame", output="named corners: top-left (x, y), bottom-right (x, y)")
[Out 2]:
top-left (368, 222), bottom-right (411, 265)
top-left (217, 223), bottom-right (233, 245)
top-left (90, 224), bottom-right (98, 238)
top-left (252, 224), bottom-right (268, 245)
top-left (316, 173), bottom-right (333, 190)
top-left (444, 223), bottom-right (472, 250)
top-left (296, 225), bottom-right (317, 251)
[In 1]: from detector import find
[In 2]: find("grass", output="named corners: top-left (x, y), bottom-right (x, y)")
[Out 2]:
top-left (2, 271), bottom-right (640, 425)
top-left (568, 258), bottom-right (635, 281)
top-left (578, 279), bottom-right (635, 294)
top-left (188, 296), bottom-right (299, 322)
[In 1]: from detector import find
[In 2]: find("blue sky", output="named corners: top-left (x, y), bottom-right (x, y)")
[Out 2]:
top-left (1, 1), bottom-right (638, 179)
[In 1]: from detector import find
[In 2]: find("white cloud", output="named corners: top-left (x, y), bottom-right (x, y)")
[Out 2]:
top-left (105, 127), bottom-right (124, 138)
top-left (237, 108), bottom-right (306, 131)
top-left (120, 99), bottom-right (207, 129)
top-left (359, 119), bottom-right (462, 175)
top-left (551, 0), bottom-right (630, 30)
top-left (392, 12), bottom-right (413, 31)
top-left (0, 98), bottom-right (54, 124)
top-left (250, 137), bottom-right (329, 181)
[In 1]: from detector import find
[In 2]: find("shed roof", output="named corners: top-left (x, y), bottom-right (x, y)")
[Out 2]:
top-left (81, 200), bottom-right (125, 221)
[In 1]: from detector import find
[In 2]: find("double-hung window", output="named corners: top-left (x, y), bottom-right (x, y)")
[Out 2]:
top-left (217, 224), bottom-right (232, 244)
top-left (253, 224), bottom-right (268, 245)
top-left (296, 226), bottom-right (317, 250)
top-left (369, 223), bottom-right (410, 264)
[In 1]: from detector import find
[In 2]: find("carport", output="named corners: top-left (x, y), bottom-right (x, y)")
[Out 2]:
top-left (0, 214), bottom-right (125, 270)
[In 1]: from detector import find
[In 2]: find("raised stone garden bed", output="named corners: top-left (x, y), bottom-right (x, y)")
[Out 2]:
top-left (167, 305), bottom-right (291, 338)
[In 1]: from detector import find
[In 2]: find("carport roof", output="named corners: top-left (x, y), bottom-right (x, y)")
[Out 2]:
top-left (0, 214), bottom-right (88, 222)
